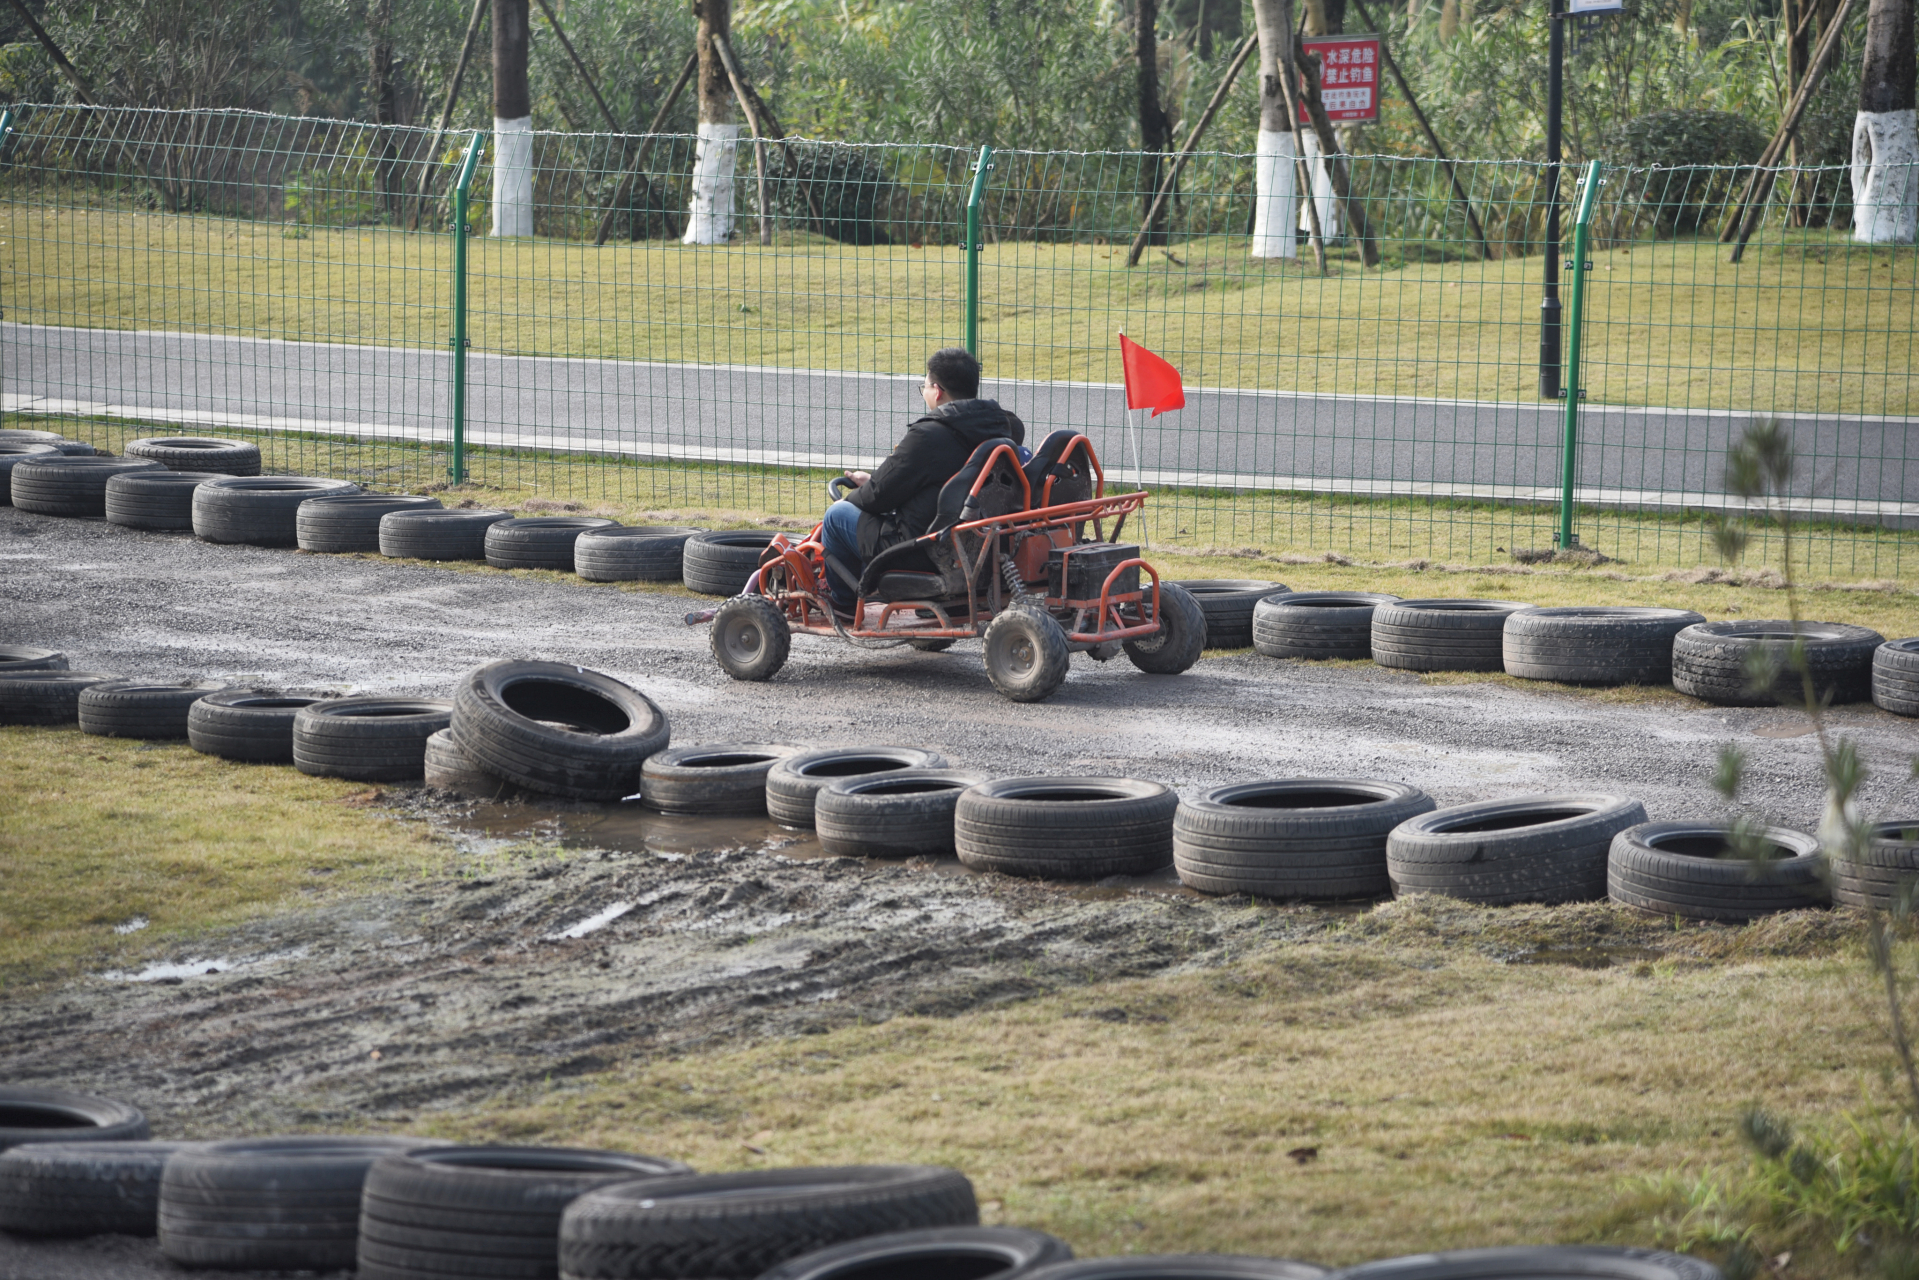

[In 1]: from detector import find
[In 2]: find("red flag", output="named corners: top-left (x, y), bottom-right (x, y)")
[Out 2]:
top-left (1119, 334), bottom-right (1185, 417)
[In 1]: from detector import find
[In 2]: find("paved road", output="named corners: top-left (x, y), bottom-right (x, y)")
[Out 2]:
top-left (6, 322), bottom-right (1914, 520)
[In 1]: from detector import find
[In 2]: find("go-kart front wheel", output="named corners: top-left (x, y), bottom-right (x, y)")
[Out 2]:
top-left (711, 594), bottom-right (791, 682)
top-left (982, 607), bottom-right (1071, 702)
top-left (1124, 581), bottom-right (1205, 674)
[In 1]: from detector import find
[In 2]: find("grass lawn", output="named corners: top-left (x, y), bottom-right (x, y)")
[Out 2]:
top-left (0, 727), bottom-right (455, 990)
top-left (4, 205), bottom-right (1915, 414)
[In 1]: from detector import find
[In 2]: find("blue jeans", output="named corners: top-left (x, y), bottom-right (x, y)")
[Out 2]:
top-left (821, 500), bottom-right (863, 611)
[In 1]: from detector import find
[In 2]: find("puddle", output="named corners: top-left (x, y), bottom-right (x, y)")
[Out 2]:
top-left (455, 799), bottom-right (1207, 899)
top-left (1510, 945), bottom-right (1663, 969)
top-left (100, 947), bottom-right (308, 982)
top-left (546, 901), bottom-right (635, 940)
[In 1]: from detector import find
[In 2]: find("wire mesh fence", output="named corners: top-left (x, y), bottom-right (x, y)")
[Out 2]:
top-left (2, 103), bottom-right (1914, 578)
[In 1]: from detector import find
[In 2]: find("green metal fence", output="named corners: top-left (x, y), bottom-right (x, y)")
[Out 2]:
top-left (2, 103), bottom-right (1915, 577)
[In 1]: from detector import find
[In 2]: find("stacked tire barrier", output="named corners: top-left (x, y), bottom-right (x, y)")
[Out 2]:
top-left (1252, 592), bottom-right (1399, 660)
top-left (297, 494), bottom-right (443, 553)
top-left (1170, 581), bottom-right (1289, 650)
top-left (194, 476), bottom-right (361, 546)
top-left (124, 436), bottom-right (263, 475)
top-left (11, 456), bottom-right (163, 516)
top-left (1671, 620), bottom-right (1883, 706)
top-left (449, 660), bottom-right (672, 801)
top-left (1371, 600), bottom-right (1530, 673)
top-left (1174, 780), bottom-right (1434, 900)
top-left (0, 1085), bottom-right (1723, 1280)
top-left (105, 471), bottom-right (223, 531)
top-left (1502, 607), bottom-right (1703, 685)
top-left (1388, 795), bottom-right (1647, 905)
top-left (380, 507), bottom-right (512, 560)
top-left (684, 530), bottom-right (778, 596)
top-left (575, 526), bottom-right (704, 583)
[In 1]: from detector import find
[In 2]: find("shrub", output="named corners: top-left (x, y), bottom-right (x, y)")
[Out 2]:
top-left (1602, 109), bottom-right (1769, 234)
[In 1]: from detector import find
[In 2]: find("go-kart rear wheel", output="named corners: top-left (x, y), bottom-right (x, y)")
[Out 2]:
top-left (712, 595), bottom-right (791, 682)
top-left (908, 638), bottom-right (956, 653)
top-left (982, 607), bottom-right (1070, 702)
top-left (1124, 581), bottom-right (1205, 675)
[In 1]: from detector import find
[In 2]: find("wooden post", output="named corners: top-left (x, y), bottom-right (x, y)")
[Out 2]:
top-left (1126, 32), bottom-right (1258, 266)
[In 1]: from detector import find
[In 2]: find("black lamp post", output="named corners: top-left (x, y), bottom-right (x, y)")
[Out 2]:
top-left (1539, 0), bottom-right (1564, 401)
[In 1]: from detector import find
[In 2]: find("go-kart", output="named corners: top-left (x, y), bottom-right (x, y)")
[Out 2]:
top-left (693, 429), bottom-right (1204, 703)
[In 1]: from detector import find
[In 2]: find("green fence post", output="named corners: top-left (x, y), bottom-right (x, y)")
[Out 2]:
top-left (963, 145), bottom-right (994, 356)
top-left (1556, 159), bottom-right (1602, 550)
top-left (449, 131), bottom-right (485, 484)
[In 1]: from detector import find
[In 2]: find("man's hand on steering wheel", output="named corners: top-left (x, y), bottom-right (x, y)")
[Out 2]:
top-left (828, 471), bottom-right (869, 503)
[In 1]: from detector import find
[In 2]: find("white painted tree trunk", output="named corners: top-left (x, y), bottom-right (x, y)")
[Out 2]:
top-left (1851, 108), bottom-right (1919, 243)
top-left (1298, 129), bottom-right (1341, 238)
top-left (683, 121), bottom-right (740, 245)
top-left (490, 116), bottom-right (533, 238)
top-left (1251, 129), bottom-right (1300, 258)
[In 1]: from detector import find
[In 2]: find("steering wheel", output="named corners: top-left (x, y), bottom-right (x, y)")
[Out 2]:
top-left (827, 474), bottom-right (858, 503)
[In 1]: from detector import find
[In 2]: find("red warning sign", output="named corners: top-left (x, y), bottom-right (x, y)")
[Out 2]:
top-left (1297, 34), bottom-right (1383, 123)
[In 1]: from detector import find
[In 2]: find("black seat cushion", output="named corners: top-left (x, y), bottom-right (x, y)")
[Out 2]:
top-left (873, 572), bottom-right (948, 602)
top-left (1025, 429), bottom-right (1093, 508)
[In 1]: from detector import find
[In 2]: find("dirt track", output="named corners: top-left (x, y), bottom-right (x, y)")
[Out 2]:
top-left (2, 503), bottom-right (1913, 1142)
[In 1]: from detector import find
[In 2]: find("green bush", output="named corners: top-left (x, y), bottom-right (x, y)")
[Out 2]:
top-left (1602, 109), bottom-right (1769, 234)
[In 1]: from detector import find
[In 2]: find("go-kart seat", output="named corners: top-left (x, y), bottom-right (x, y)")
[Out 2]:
top-left (1024, 429), bottom-right (1095, 507)
top-left (858, 437), bottom-right (1025, 602)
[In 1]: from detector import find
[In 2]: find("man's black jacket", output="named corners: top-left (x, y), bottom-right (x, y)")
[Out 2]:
top-left (842, 397), bottom-right (1025, 560)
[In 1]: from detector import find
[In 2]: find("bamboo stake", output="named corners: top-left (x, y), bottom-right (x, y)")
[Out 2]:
top-left (592, 48), bottom-right (697, 246)
top-left (1125, 32), bottom-right (1258, 267)
top-left (409, 0), bottom-right (487, 229)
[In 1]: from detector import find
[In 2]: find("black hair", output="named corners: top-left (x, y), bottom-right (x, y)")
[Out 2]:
top-left (925, 347), bottom-right (980, 400)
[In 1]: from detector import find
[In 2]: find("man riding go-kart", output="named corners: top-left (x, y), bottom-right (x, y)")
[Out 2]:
top-left (699, 347), bottom-right (1204, 704)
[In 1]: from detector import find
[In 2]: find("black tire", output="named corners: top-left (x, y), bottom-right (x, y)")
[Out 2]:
top-left (1872, 638), bottom-right (1919, 717)
top-left (1832, 821), bottom-right (1919, 910)
top-left (0, 442), bottom-right (62, 505)
top-left (124, 436), bottom-right (263, 475)
top-left (1502, 606), bottom-right (1706, 685)
top-left (1608, 822), bottom-right (1826, 921)
top-left (1174, 779), bottom-right (1436, 900)
top-left (380, 508), bottom-right (513, 561)
top-left (640, 743), bottom-right (802, 815)
top-left (816, 769), bottom-right (992, 859)
top-left (712, 594), bottom-right (793, 682)
top-left (982, 607), bottom-right (1071, 702)
top-left (1027, 1259), bottom-right (1326, 1280)
top-left (574, 526), bottom-right (705, 582)
top-left (193, 476), bottom-right (362, 546)
top-left (1671, 620), bottom-right (1885, 706)
top-left (0, 428), bottom-right (68, 445)
top-left (0, 671), bottom-right (123, 726)
top-left (955, 777), bottom-right (1176, 879)
top-left (451, 660), bottom-right (672, 801)
top-left (765, 746), bottom-right (951, 828)
top-left (0, 645), bottom-right (67, 673)
top-left (485, 517), bottom-right (620, 572)
top-left (683, 530), bottom-right (778, 596)
top-left (557, 1165), bottom-right (978, 1280)
top-left (424, 729), bottom-right (519, 798)
top-left (293, 697), bottom-right (453, 782)
top-left (104, 470), bottom-right (222, 531)
top-left (758, 1226), bottom-right (1074, 1280)
top-left (10, 456), bottom-right (164, 517)
top-left (46, 439), bottom-right (99, 456)
top-left (357, 1145), bottom-right (690, 1280)
top-left (1124, 582), bottom-right (1206, 675)
top-left (0, 1088), bottom-right (150, 1152)
top-left (1371, 599), bottom-right (1532, 673)
top-left (187, 689), bottom-right (329, 763)
top-left (159, 1135), bottom-right (431, 1273)
top-left (297, 493), bottom-right (444, 554)
top-left (0, 1140), bottom-right (205, 1238)
top-left (1251, 592), bottom-right (1400, 661)
top-left (78, 679), bottom-right (226, 739)
top-left (1388, 794), bottom-right (1649, 905)
top-left (1168, 580), bottom-right (1289, 651)
top-left (1325, 1246), bottom-right (1719, 1280)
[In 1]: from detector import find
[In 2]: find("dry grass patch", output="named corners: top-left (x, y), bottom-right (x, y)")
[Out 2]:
top-left (0, 726), bottom-right (453, 990)
top-left (408, 902), bottom-right (1882, 1272)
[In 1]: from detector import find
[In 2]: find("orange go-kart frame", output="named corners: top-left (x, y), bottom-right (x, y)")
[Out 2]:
top-left (747, 440), bottom-right (1168, 647)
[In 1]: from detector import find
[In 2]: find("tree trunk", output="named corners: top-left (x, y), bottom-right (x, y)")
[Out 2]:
top-left (1250, 0), bottom-right (1299, 258)
top-left (1851, 0), bottom-right (1918, 243)
top-left (366, 0), bottom-right (401, 218)
top-left (1137, 0), bottom-right (1174, 243)
top-left (683, 0), bottom-right (738, 245)
top-left (491, 0), bottom-right (533, 237)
